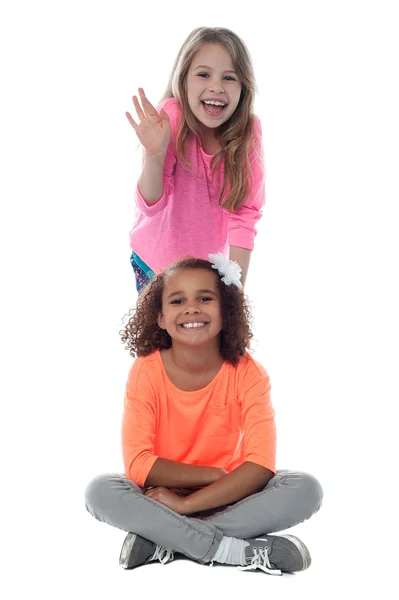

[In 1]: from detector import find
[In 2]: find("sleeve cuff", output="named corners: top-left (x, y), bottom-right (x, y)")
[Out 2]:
top-left (228, 229), bottom-right (256, 250)
top-left (136, 183), bottom-right (168, 217)
top-left (245, 455), bottom-right (276, 474)
top-left (133, 454), bottom-right (159, 488)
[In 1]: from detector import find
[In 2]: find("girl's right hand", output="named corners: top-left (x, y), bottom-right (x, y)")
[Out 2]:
top-left (126, 88), bottom-right (171, 156)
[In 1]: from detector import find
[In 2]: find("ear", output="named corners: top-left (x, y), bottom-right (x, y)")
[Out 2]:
top-left (157, 312), bottom-right (166, 329)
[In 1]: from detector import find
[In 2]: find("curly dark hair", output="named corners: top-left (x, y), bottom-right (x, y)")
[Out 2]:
top-left (120, 257), bottom-right (253, 365)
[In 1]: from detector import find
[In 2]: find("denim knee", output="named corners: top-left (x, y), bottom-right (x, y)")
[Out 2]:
top-left (84, 474), bottom-right (112, 514)
top-left (296, 471), bottom-right (324, 514)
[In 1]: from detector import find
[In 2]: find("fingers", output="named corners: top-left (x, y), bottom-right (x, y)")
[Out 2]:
top-left (159, 108), bottom-right (170, 122)
top-left (133, 95), bottom-right (145, 121)
top-left (145, 490), bottom-right (159, 501)
top-left (138, 88), bottom-right (158, 116)
top-left (125, 111), bottom-right (138, 130)
top-left (144, 486), bottom-right (158, 497)
top-left (128, 88), bottom-right (158, 127)
top-left (127, 88), bottom-right (166, 140)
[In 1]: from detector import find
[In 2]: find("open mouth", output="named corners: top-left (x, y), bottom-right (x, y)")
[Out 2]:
top-left (201, 100), bottom-right (227, 117)
top-left (179, 322), bottom-right (208, 330)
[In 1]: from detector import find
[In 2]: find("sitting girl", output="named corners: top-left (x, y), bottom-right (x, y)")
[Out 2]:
top-left (85, 255), bottom-right (323, 575)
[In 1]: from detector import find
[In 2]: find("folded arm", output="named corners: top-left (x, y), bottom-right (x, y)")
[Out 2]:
top-left (144, 457), bottom-right (227, 488)
top-left (179, 461), bottom-right (273, 514)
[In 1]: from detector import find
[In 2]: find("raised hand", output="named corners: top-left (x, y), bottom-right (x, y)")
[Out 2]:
top-left (126, 88), bottom-right (171, 156)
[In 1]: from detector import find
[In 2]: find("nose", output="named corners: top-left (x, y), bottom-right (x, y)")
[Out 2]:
top-left (208, 76), bottom-right (225, 95)
top-left (184, 302), bottom-right (201, 314)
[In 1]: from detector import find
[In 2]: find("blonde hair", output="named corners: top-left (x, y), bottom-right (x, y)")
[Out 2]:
top-left (162, 27), bottom-right (263, 212)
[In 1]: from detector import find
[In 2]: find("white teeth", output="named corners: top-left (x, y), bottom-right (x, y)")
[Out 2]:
top-left (203, 100), bottom-right (226, 107)
top-left (181, 322), bottom-right (206, 329)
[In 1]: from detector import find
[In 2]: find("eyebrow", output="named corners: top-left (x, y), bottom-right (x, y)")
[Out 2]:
top-left (193, 65), bottom-right (237, 74)
top-left (167, 289), bottom-right (217, 299)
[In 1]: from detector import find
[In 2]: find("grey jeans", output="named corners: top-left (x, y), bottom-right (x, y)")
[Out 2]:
top-left (85, 470), bottom-right (323, 563)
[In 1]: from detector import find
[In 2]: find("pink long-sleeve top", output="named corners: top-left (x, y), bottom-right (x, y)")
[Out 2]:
top-left (129, 98), bottom-right (265, 274)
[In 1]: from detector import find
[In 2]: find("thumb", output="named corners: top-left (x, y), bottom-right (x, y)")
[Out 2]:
top-left (160, 108), bottom-right (170, 122)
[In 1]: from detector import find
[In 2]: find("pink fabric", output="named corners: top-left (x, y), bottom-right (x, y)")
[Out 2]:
top-left (129, 98), bottom-right (265, 273)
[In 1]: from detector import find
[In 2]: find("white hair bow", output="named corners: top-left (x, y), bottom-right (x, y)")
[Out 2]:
top-left (208, 252), bottom-right (243, 289)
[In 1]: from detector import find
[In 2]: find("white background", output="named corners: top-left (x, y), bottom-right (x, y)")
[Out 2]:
top-left (1, 1), bottom-right (398, 597)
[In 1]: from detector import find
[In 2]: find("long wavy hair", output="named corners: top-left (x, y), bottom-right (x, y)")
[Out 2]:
top-left (120, 258), bottom-right (253, 366)
top-left (161, 27), bottom-right (263, 211)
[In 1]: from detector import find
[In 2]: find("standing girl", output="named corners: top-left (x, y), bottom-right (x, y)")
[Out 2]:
top-left (126, 27), bottom-right (265, 292)
top-left (85, 255), bottom-right (323, 574)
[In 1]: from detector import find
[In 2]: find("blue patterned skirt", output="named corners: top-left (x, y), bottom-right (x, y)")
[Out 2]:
top-left (130, 251), bottom-right (155, 293)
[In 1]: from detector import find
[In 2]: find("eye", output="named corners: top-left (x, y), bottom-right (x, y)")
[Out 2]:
top-left (199, 297), bottom-right (213, 302)
top-left (197, 72), bottom-right (209, 78)
top-left (170, 299), bottom-right (183, 305)
top-left (224, 76), bottom-right (236, 81)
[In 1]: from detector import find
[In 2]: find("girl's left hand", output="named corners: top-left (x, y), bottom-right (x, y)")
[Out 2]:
top-left (144, 487), bottom-right (188, 515)
top-left (144, 487), bottom-right (187, 514)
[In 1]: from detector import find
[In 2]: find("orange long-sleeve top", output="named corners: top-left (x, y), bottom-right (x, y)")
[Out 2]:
top-left (122, 350), bottom-right (276, 487)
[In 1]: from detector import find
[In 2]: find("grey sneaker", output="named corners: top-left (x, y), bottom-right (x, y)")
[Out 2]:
top-left (240, 535), bottom-right (311, 575)
top-left (119, 533), bottom-right (174, 570)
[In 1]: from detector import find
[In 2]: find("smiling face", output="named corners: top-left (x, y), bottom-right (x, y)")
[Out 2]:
top-left (186, 42), bottom-right (242, 132)
top-left (157, 268), bottom-right (222, 348)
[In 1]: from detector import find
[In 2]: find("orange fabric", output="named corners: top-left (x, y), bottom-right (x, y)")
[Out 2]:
top-left (122, 350), bottom-right (276, 487)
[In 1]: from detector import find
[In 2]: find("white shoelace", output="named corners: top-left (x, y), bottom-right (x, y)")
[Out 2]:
top-left (150, 545), bottom-right (175, 565)
top-left (238, 545), bottom-right (282, 576)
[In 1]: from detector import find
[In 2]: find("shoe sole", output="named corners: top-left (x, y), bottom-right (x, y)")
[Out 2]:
top-left (119, 533), bottom-right (136, 569)
top-left (278, 535), bottom-right (312, 571)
